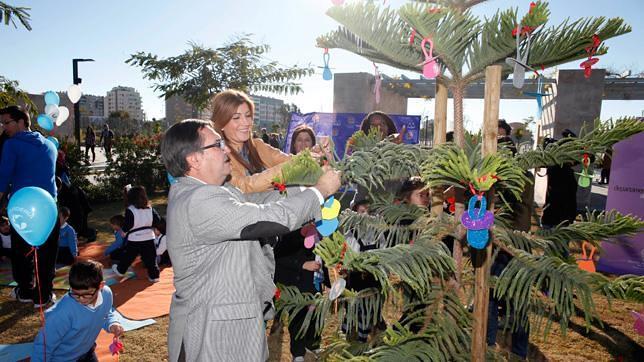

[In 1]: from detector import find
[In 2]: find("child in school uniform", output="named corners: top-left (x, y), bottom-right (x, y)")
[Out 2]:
top-left (57, 207), bottom-right (78, 266)
top-left (112, 186), bottom-right (161, 282)
top-left (153, 218), bottom-right (171, 266)
top-left (0, 216), bottom-right (11, 261)
top-left (104, 214), bottom-right (126, 263)
top-left (31, 259), bottom-right (124, 362)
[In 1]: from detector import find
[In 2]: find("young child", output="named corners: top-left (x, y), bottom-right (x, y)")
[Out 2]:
top-left (31, 259), bottom-right (124, 361)
top-left (0, 216), bottom-right (11, 261)
top-left (153, 218), bottom-right (171, 266)
top-left (104, 214), bottom-right (126, 263)
top-left (112, 186), bottom-right (161, 282)
top-left (57, 207), bottom-right (78, 266)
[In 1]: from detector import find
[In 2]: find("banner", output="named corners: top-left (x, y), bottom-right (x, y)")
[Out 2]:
top-left (283, 112), bottom-right (421, 158)
top-left (596, 129), bottom-right (644, 276)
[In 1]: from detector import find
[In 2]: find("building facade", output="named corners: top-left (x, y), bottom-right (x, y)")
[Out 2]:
top-left (250, 95), bottom-right (284, 129)
top-left (165, 94), bottom-right (205, 126)
top-left (104, 86), bottom-right (145, 121)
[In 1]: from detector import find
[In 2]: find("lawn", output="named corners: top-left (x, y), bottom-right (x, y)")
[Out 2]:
top-left (0, 195), bottom-right (642, 361)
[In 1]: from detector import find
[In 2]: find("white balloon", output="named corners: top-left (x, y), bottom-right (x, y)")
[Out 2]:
top-left (56, 106), bottom-right (70, 126)
top-left (67, 84), bottom-right (82, 104)
top-left (44, 104), bottom-right (59, 119)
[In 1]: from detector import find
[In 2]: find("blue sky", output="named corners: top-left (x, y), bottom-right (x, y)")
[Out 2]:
top-left (2, 0), bottom-right (643, 130)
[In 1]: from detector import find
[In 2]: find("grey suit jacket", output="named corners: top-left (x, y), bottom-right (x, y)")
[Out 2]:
top-left (166, 177), bottom-right (322, 361)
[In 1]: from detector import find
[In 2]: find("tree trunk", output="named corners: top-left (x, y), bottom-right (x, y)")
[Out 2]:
top-left (431, 82), bottom-right (449, 217)
top-left (471, 65), bottom-right (502, 362)
top-left (452, 84), bottom-right (465, 285)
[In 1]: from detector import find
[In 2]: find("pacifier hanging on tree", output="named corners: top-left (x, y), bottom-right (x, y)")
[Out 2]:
top-left (576, 153), bottom-right (593, 188)
top-left (461, 194), bottom-right (495, 250)
top-left (322, 48), bottom-right (333, 81)
top-left (418, 38), bottom-right (439, 79)
top-left (316, 196), bottom-right (341, 237)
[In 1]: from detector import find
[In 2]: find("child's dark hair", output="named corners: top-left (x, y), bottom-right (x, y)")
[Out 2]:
top-left (127, 185), bottom-right (150, 209)
top-left (397, 176), bottom-right (426, 202)
top-left (109, 214), bottom-right (125, 227)
top-left (351, 199), bottom-right (370, 212)
top-left (59, 206), bottom-right (71, 219)
top-left (154, 217), bottom-right (166, 235)
top-left (69, 259), bottom-right (103, 290)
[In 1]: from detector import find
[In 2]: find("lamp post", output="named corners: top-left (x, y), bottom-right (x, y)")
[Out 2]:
top-left (72, 58), bottom-right (94, 148)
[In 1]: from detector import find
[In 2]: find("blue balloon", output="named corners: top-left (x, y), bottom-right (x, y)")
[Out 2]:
top-left (46, 136), bottom-right (59, 149)
top-left (37, 114), bottom-right (54, 131)
top-left (167, 172), bottom-right (178, 185)
top-left (7, 187), bottom-right (58, 247)
top-left (44, 91), bottom-right (60, 106)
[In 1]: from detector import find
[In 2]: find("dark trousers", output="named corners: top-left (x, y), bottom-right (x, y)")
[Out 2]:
top-left (116, 239), bottom-right (159, 279)
top-left (84, 145), bottom-right (95, 162)
top-left (486, 253), bottom-right (529, 358)
top-left (57, 247), bottom-right (75, 265)
top-left (288, 308), bottom-right (321, 357)
top-left (600, 168), bottom-right (610, 184)
top-left (11, 221), bottom-right (59, 301)
top-left (108, 247), bottom-right (127, 263)
top-left (77, 343), bottom-right (98, 362)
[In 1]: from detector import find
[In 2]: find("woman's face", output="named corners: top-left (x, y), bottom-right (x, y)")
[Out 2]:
top-left (293, 132), bottom-right (314, 154)
top-left (222, 102), bottom-right (253, 144)
top-left (370, 115), bottom-right (388, 139)
top-left (407, 188), bottom-right (430, 207)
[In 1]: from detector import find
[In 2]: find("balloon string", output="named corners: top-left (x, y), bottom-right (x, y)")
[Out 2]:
top-left (33, 248), bottom-right (47, 362)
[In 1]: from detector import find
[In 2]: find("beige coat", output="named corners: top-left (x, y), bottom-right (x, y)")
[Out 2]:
top-left (228, 139), bottom-right (291, 193)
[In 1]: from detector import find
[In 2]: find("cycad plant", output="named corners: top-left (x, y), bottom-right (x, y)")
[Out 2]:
top-left (275, 119), bottom-right (644, 360)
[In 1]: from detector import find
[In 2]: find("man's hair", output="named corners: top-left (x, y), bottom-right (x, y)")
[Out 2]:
top-left (0, 105), bottom-right (30, 128)
top-left (161, 119), bottom-right (212, 177)
top-left (0, 215), bottom-right (8, 226)
top-left (109, 214), bottom-right (125, 227)
top-left (69, 259), bottom-right (103, 290)
top-left (397, 176), bottom-right (426, 202)
top-left (59, 206), bottom-right (71, 219)
top-left (498, 119), bottom-right (512, 136)
top-left (446, 131), bottom-right (454, 142)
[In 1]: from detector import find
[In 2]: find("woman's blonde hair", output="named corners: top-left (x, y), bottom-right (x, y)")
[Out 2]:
top-left (210, 89), bottom-right (265, 174)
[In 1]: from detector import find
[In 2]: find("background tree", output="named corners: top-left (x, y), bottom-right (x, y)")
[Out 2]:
top-left (0, 2), bottom-right (31, 30)
top-left (278, 102), bottom-right (302, 132)
top-left (126, 35), bottom-right (314, 111)
top-left (0, 76), bottom-right (37, 116)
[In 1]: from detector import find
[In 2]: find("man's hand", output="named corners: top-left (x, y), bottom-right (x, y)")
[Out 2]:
top-left (302, 261), bottom-right (321, 272)
top-left (109, 323), bottom-right (124, 337)
top-left (314, 168), bottom-right (341, 199)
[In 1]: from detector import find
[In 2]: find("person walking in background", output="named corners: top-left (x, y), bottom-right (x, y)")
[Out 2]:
top-left (600, 148), bottom-right (612, 184)
top-left (0, 105), bottom-right (59, 308)
top-left (261, 127), bottom-right (269, 144)
top-left (100, 124), bottom-right (114, 158)
top-left (84, 125), bottom-right (96, 162)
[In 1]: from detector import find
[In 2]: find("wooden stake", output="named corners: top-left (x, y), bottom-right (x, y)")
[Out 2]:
top-left (431, 81), bottom-right (448, 217)
top-left (471, 65), bottom-right (501, 361)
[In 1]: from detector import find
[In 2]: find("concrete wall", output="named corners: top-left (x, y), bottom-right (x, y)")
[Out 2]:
top-left (540, 69), bottom-right (605, 139)
top-left (333, 73), bottom-right (407, 114)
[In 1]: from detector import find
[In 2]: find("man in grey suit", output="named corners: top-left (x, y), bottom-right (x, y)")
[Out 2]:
top-left (161, 119), bottom-right (340, 362)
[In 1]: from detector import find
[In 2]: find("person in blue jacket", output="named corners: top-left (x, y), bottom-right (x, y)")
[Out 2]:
top-left (0, 105), bottom-right (59, 307)
top-left (32, 259), bottom-right (124, 362)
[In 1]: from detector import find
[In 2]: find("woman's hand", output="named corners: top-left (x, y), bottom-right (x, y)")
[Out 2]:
top-left (302, 261), bottom-right (321, 271)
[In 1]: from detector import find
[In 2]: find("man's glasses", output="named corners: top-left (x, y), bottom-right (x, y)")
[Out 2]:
top-left (1, 119), bottom-right (16, 126)
top-left (201, 138), bottom-right (226, 151)
top-left (68, 288), bottom-right (99, 300)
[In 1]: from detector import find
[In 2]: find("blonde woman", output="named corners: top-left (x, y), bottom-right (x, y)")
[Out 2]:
top-left (211, 90), bottom-right (291, 192)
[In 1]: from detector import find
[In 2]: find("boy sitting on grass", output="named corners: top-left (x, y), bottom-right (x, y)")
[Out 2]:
top-left (31, 259), bottom-right (124, 361)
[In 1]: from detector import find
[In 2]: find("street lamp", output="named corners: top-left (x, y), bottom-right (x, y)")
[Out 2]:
top-left (72, 58), bottom-right (94, 148)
